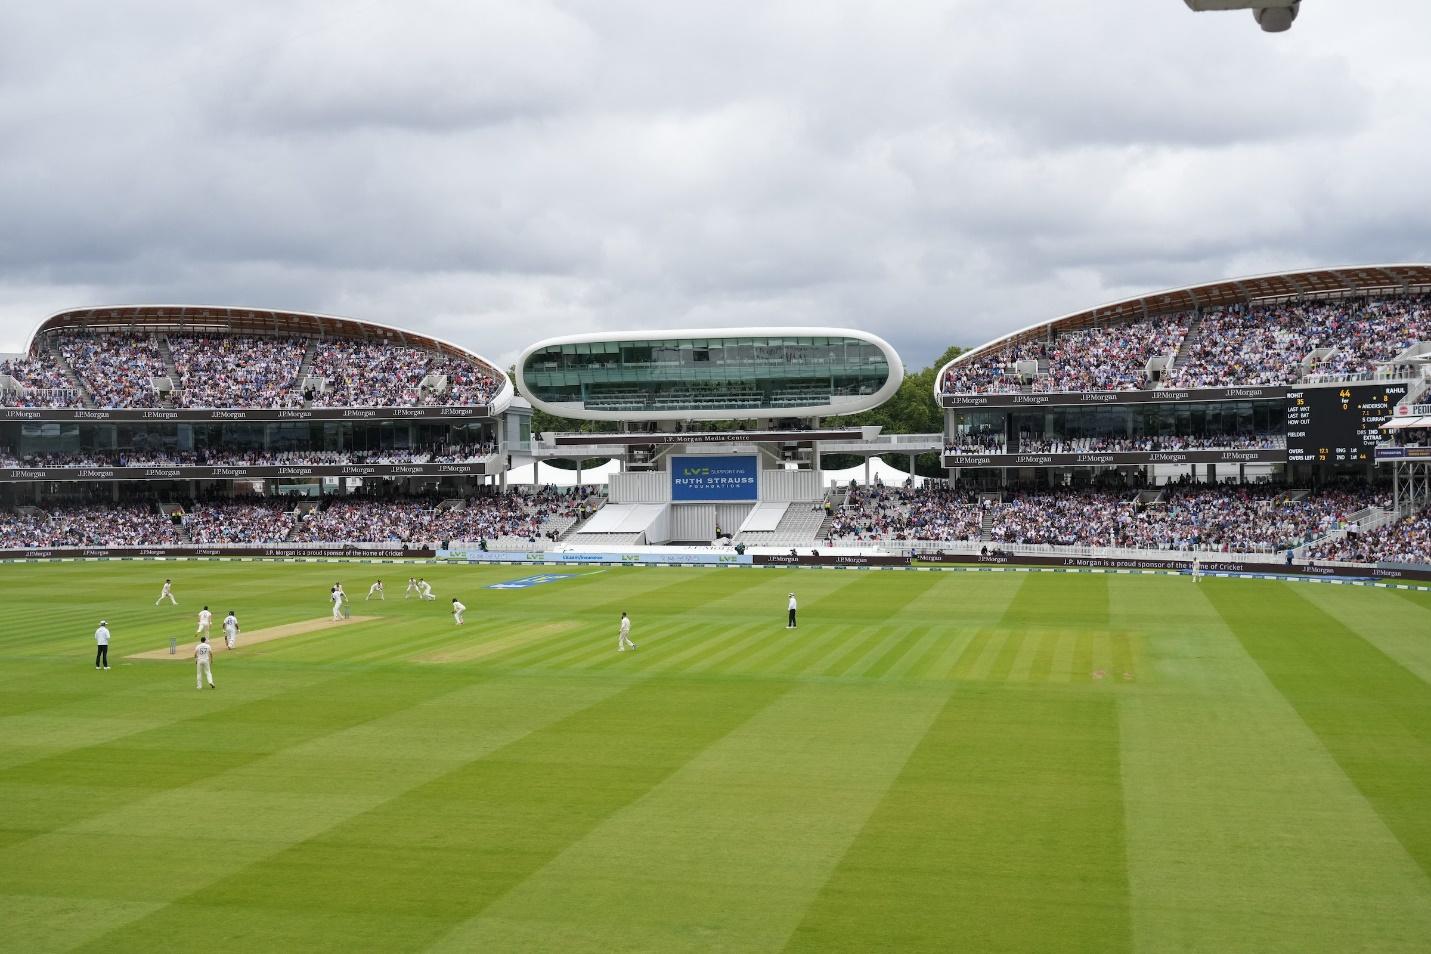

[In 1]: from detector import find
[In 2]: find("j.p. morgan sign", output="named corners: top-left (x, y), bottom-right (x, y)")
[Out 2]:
top-left (1, 461), bottom-right (496, 482)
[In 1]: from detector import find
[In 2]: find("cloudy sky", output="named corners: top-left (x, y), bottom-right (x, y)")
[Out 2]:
top-left (1, 0), bottom-right (1427, 370)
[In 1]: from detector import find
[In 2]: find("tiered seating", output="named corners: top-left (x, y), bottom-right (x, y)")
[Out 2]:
top-left (0, 504), bottom-right (181, 546)
top-left (169, 334), bottom-right (307, 408)
top-left (941, 293), bottom-right (1431, 395)
top-left (17, 330), bottom-right (501, 409)
top-left (1304, 509), bottom-right (1431, 564)
top-left (1, 357), bottom-right (82, 408)
top-left (57, 333), bottom-right (169, 407)
top-left (736, 503), bottom-right (827, 545)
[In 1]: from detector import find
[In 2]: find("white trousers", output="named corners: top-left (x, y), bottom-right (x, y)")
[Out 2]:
top-left (225, 631), bottom-right (237, 649)
top-left (332, 604), bottom-right (342, 620)
top-left (196, 659), bottom-right (213, 687)
top-left (454, 612), bottom-right (464, 624)
top-left (157, 592), bottom-right (177, 605)
top-left (618, 632), bottom-right (636, 651)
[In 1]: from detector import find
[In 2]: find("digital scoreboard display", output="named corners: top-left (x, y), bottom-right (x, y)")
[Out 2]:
top-left (1285, 383), bottom-right (1407, 463)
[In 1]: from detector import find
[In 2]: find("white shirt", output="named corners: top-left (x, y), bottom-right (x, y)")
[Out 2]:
top-left (788, 596), bottom-right (798, 611)
top-left (620, 617), bottom-right (630, 635)
top-left (195, 642), bottom-right (212, 663)
top-left (331, 590), bottom-right (342, 604)
top-left (453, 601), bottom-right (466, 614)
top-left (95, 626), bottom-right (111, 645)
top-left (420, 582), bottom-right (433, 594)
top-left (223, 615), bottom-right (238, 633)
top-left (198, 610), bottom-right (212, 625)
top-left (369, 582), bottom-right (382, 591)
top-left (160, 582), bottom-right (172, 593)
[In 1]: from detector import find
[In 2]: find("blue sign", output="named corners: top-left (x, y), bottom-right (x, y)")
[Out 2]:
top-left (671, 455), bottom-right (759, 502)
top-left (486, 573), bottom-right (580, 590)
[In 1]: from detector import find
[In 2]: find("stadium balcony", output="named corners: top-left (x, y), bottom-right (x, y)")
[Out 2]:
top-left (938, 266), bottom-right (1431, 398)
top-left (11, 305), bottom-right (512, 413)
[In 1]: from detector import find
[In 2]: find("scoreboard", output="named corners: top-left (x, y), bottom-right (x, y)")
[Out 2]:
top-left (1286, 383), bottom-right (1407, 463)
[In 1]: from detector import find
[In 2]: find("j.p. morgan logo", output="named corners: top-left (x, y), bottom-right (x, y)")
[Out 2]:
top-left (141, 410), bottom-right (178, 419)
top-left (1148, 453), bottom-right (1188, 462)
top-left (341, 466), bottom-right (377, 475)
top-left (143, 468), bottom-right (181, 478)
top-left (9, 469), bottom-right (47, 479)
top-left (278, 409), bottom-right (311, 419)
top-left (4, 409), bottom-right (40, 419)
top-left (944, 456), bottom-right (993, 466)
top-left (1223, 388), bottom-right (1264, 398)
top-left (392, 465), bottom-right (423, 475)
top-left (211, 410), bottom-right (247, 419)
top-left (1077, 393), bottom-right (1117, 403)
top-left (1015, 455), bottom-right (1053, 465)
top-left (75, 410), bottom-right (110, 419)
top-left (1075, 454), bottom-right (1114, 464)
top-left (213, 467), bottom-right (249, 477)
top-left (1219, 452), bottom-right (1260, 462)
top-left (342, 408), bottom-right (378, 418)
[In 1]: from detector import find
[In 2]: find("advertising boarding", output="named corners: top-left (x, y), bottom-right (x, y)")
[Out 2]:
top-left (670, 455), bottom-right (759, 502)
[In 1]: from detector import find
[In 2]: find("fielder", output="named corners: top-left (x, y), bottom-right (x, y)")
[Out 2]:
top-left (418, 579), bottom-right (435, 601)
top-left (223, 611), bottom-right (239, 650)
top-left (95, 619), bottom-right (111, 670)
top-left (196, 606), bottom-right (213, 638)
top-left (1192, 555), bottom-right (1202, 583)
top-left (330, 586), bottom-right (344, 621)
top-left (452, 598), bottom-right (466, 625)
top-left (787, 592), bottom-right (798, 629)
top-left (618, 612), bottom-right (637, 652)
top-left (404, 577), bottom-right (419, 599)
top-left (366, 579), bottom-right (385, 600)
top-left (155, 579), bottom-right (178, 606)
top-left (194, 635), bottom-right (215, 689)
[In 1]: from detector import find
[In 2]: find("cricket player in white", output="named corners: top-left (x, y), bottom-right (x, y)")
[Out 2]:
top-left (195, 635), bottom-right (215, 689)
top-left (452, 598), bottom-right (466, 625)
top-left (419, 579), bottom-right (435, 601)
top-left (223, 611), bottom-right (239, 650)
top-left (618, 612), bottom-right (637, 652)
top-left (155, 579), bottom-right (178, 605)
top-left (196, 606), bottom-right (213, 637)
top-left (787, 592), bottom-right (798, 629)
top-left (330, 586), bottom-right (344, 621)
top-left (404, 577), bottom-right (419, 599)
top-left (1192, 555), bottom-right (1202, 583)
top-left (366, 580), bottom-right (385, 600)
top-left (95, 620), bottom-right (111, 669)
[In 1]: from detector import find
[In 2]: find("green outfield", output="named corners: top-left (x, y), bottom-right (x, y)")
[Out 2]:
top-left (2, 561), bottom-right (1431, 953)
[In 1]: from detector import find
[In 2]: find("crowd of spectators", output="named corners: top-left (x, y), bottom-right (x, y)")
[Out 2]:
top-left (0, 488), bottom-right (600, 548)
top-left (58, 333), bottom-right (169, 407)
top-left (185, 500), bottom-right (297, 544)
top-left (0, 504), bottom-right (181, 547)
top-left (1012, 433), bottom-right (1286, 453)
top-left (829, 482), bottom-right (1386, 553)
top-left (308, 341), bottom-right (499, 408)
top-left (941, 294), bottom-right (1431, 395)
top-left (15, 331), bottom-right (501, 409)
top-left (168, 334), bottom-right (307, 408)
top-left (944, 433), bottom-right (1007, 454)
top-left (0, 443), bottom-right (497, 469)
top-left (1, 356), bottom-right (81, 407)
top-left (940, 316), bottom-right (1187, 395)
top-left (1303, 509), bottom-right (1431, 564)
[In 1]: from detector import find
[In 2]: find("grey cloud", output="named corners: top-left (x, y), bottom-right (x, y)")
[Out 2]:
top-left (1, 0), bottom-right (1430, 373)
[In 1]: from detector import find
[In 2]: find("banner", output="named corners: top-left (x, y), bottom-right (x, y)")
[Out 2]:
top-left (943, 449), bottom-right (1286, 467)
top-left (0, 545), bottom-right (435, 560)
top-left (1, 461), bottom-right (498, 483)
top-left (920, 552), bottom-right (1431, 583)
top-left (752, 553), bottom-right (912, 567)
top-left (941, 386), bottom-right (1285, 409)
top-left (670, 455), bottom-right (759, 502)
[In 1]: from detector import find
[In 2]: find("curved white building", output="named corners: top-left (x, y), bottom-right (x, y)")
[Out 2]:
top-left (517, 327), bottom-right (903, 422)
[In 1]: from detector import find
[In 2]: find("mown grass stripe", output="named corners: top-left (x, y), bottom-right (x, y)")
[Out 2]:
top-left (71, 679), bottom-right (792, 952)
top-left (1206, 582), bottom-right (1431, 883)
top-left (785, 688), bottom-right (1130, 953)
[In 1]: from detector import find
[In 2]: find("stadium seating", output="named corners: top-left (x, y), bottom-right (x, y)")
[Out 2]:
top-left (14, 330), bottom-right (501, 409)
top-left (941, 294), bottom-right (1431, 395)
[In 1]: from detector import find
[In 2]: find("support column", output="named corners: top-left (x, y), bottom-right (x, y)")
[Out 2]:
top-left (576, 459), bottom-right (583, 486)
top-left (864, 456), bottom-right (871, 486)
top-left (909, 453), bottom-right (916, 484)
